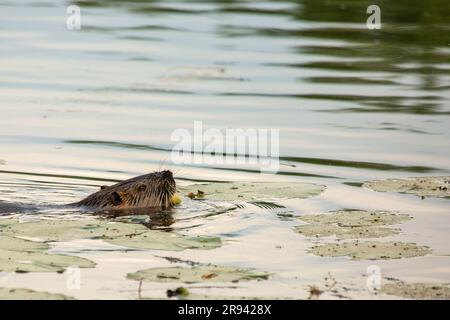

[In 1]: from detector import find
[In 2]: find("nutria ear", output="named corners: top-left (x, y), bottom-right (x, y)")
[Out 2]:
top-left (100, 185), bottom-right (108, 190)
top-left (111, 192), bottom-right (124, 206)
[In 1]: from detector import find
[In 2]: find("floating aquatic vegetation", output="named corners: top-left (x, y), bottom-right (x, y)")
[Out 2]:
top-left (382, 282), bottom-right (450, 299)
top-left (306, 272), bottom-right (348, 300)
top-left (0, 235), bottom-right (95, 273)
top-left (140, 292), bottom-right (286, 300)
top-left (363, 176), bottom-right (450, 198)
top-left (186, 190), bottom-right (204, 200)
top-left (295, 210), bottom-right (432, 260)
top-left (106, 232), bottom-right (221, 251)
top-left (166, 287), bottom-right (189, 298)
top-left (170, 194), bottom-right (182, 206)
top-left (295, 210), bottom-right (411, 239)
top-left (307, 285), bottom-right (323, 300)
top-left (310, 241), bottom-right (431, 260)
top-left (178, 182), bottom-right (325, 202)
top-left (127, 265), bottom-right (270, 283)
top-left (297, 210), bottom-right (410, 227)
top-left (0, 218), bottom-right (222, 251)
top-left (0, 219), bottom-right (138, 242)
top-left (296, 224), bottom-right (400, 239)
top-left (0, 287), bottom-right (74, 300)
top-left (163, 294), bottom-right (289, 300)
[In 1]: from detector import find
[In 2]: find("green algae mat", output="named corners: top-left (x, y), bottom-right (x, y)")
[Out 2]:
top-left (0, 287), bottom-right (73, 300)
top-left (0, 218), bottom-right (221, 251)
top-left (295, 210), bottom-right (411, 240)
top-left (294, 210), bottom-right (432, 260)
top-left (382, 282), bottom-right (450, 299)
top-left (178, 182), bottom-right (325, 202)
top-left (364, 176), bottom-right (450, 198)
top-left (0, 217), bottom-right (222, 273)
top-left (0, 235), bottom-right (95, 273)
top-left (128, 265), bottom-right (269, 284)
top-left (310, 241), bottom-right (431, 260)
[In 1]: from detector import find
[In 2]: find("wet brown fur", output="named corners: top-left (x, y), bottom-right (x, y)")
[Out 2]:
top-left (72, 170), bottom-right (176, 211)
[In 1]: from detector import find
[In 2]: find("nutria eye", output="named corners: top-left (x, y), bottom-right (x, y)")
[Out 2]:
top-left (111, 192), bottom-right (123, 205)
top-left (138, 185), bottom-right (146, 192)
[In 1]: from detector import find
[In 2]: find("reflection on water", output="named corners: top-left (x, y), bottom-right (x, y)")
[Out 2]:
top-left (0, 0), bottom-right (449, 299)
top-left (294, 0), bottom-right (450, 114)
top-left (0, 0), bottom-right (449, 180)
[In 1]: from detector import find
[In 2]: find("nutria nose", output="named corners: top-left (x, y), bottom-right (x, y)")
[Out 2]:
top-left (162, 170), bottom-right (173, 178)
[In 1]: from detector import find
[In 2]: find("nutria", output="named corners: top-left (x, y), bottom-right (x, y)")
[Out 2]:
top-left (0, 170), bottom-right (177, 214)
top-left (73, 170), bottom-right (176, 211)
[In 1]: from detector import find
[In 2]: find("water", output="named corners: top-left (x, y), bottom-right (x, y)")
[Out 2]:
top-left (0, 0), bottom-right (449, 299)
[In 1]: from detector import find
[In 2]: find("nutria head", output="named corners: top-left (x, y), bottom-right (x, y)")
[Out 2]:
top-left (76, 170), bottom-right (176, 211)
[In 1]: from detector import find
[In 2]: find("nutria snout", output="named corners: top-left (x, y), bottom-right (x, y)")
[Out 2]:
top-left (73, 170), bottom-right (176, 211)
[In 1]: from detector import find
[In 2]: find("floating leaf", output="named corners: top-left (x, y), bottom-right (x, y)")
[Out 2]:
top-left (310, 241), bottom-right (431, 260)
top-left (0, 218), bottom-right (221, 251)
top-left (0, 235), bottom-right (95, 273)
top-left (363, 176), bottom-right (450, 198)
top-left (178, 182), bottom-right (325, 202)
top-left (297, 210), bottom-right (410, 227)
top-left (296, 224), bottom-right (401, 239)
top-left (382, 282), bottom-right (450, 299)
top-left (128, 265), bottom-right (269, 283)
top-left (107, 233), bottom-right (221, 251)
top-left (0, 219), bottom-right (139, 242)
top-left (295, 210), bottom-right (411, 239)
top-left (0, 287), bottom-right (74, 300)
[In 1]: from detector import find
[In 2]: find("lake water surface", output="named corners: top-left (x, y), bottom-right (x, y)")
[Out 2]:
top-left (0, 0), bottom-right (449, 299)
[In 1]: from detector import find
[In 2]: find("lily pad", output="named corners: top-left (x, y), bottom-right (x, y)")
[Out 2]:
top-left (0, 287), bottom-right (74, 300)
top-left (0, 219), bottom-right (139, 242)
top-left (0, 218), bottom-right (221, 251)
top-left (295, 224), bottom-right (401, 239)
top-left (128, 265), bottom-right (270, 283)
top-left (178, 182), bottom-right (325, 202)
top-left (310, 241), bottom-right (431, 260)
top-left (295, 210), bottom-right (411, 239)
top-left (363, 176), bottom-right (450, 198)
top-left (0, 235), bottom-right (95, 273)
top-left (107, 233), bottom-right (221, 251)
top-left (382, 282), bottom-right (450, 299)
